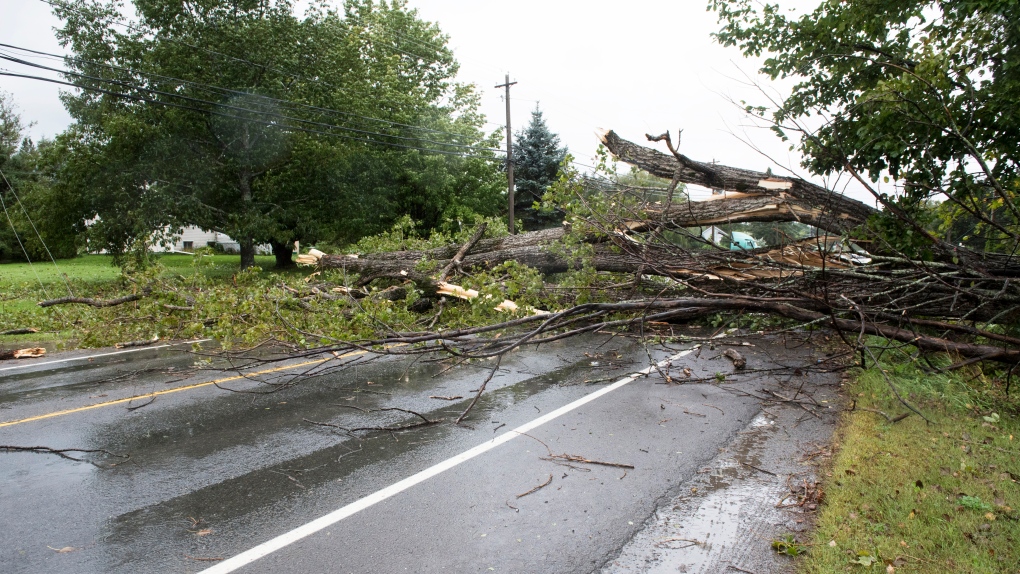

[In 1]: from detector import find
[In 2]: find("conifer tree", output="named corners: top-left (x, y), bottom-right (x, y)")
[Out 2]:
top-left (513, 105), bottom-right (567, 230)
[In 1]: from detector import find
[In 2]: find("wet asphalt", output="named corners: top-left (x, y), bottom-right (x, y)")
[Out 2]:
top-left (0, 331), bottom-right (838, 573)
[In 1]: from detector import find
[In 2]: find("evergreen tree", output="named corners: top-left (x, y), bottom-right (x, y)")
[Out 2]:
top-left (513, 105), bottom-right (567, 230)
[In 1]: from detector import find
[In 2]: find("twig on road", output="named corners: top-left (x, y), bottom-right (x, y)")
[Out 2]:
top-left (514, 430), bottom-right (636, 470)
top-left (1, 445), bottom-right (130, 466)
top-left (739, 460), bottom-right (777, 476)
top-left (304, 407), bottom-right (443, 436)
top-left (125, 396), bottom-right (156, 411)
top-left (516, 474), bottom-right (553, 499)
top-left (542, 454), bottom-right (635, 469)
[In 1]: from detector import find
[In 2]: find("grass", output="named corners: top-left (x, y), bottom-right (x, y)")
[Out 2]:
top-left (1, 253), bottom-right (295, 349)
top-left (0, 253), bottom-right (283, 291)
top-left (0, 254), bottom-right (122, 289)
top-left (0, 249), bottom-right (574, 351)
top-left (799, 348), bottom-right (1020, 573)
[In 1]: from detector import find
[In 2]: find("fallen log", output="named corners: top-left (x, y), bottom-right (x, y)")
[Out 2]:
top-left (115, 337), bottom-right (159, 349)
top-left (0, 328), bottom-right (39, 336)
top-left (599, 130), bottom-right (876, 234)
top-left (308, 227), bottom-right (1014, 323)
top-left (0, 347), bottom-right (46, 360)
top-left (290, 124), bottom-right (1016, 370)
top-left (39, 286), bottom-right (152, 308)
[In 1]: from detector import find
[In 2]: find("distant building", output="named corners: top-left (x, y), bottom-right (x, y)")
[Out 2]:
top-left (156, 226), bottom-right (271, 254)
top-left (84, 218), bottom-right (271, 254)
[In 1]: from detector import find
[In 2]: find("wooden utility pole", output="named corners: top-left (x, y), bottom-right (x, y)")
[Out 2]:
top-left (496, 73), bottom-right (517, 234)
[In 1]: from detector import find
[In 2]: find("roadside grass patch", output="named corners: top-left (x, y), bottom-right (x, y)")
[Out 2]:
top-left (800, 348), bottom-right (1020, 573)
top-left (1, 244), bottom-right (627, 350)
top-left (0, 254), bottom-right (122, 289)
top-left (1, 254), bottom-right (283, 348)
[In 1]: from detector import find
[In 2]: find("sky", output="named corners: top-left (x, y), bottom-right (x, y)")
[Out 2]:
top-left (0, 0), bottom-right (871, 202)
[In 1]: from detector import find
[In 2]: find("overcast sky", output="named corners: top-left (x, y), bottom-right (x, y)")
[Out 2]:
top-left (0, 0), bottom-right (871, 202)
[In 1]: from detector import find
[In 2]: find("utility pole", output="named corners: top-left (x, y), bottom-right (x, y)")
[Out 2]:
top-left (496, 73), bottom-right (517, 234)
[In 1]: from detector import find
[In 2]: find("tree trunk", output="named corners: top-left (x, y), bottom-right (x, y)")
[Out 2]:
top-left (240, 238), bottom-right (256, 270)
top-left (599, 130), bottom-right (877, 234)
top-left (272, 241), bottom-right (295, 269)
top-left (238, 170), bottom-right (256, 270)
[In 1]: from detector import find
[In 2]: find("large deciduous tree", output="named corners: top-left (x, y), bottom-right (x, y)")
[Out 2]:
top-left (51, 0), bottom-right (504, 268)
top-left (512, 105), bottom-right (567, 230)
top-left (710, 0), bottom-right (1020, 258)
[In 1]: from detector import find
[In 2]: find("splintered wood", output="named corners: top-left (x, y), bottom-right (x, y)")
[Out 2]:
top-left (0, 347), bottom-right (46, 360)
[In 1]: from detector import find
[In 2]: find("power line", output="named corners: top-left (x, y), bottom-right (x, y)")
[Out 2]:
top-left (0, 70), bottom-right (502, 160)
top-left (37, 0), bottom-right (500, 141)
top-left (0, 167), bottom-right (72, 303)
top-left (0, 167), bottom-right (74, 297)
top-left (0, 48), bottom-right (501, 154)
top-left (0, 42), bottom-right (480, 142)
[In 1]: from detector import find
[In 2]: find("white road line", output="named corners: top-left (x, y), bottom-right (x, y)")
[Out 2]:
top-left (199, 346), bottom-right (698, 574)
top-left (0, 339), bottom-right (211, 373)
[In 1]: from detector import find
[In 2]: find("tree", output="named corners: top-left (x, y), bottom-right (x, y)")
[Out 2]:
top-left (710, 0), bottom-right (1020, 259)
top-left (0, 93), bottom-right (77, 262)
top-left (0, 92), bottom-right (22, 165)
top-left (512, 105), bottom-right (567, 230)
top-left (50, 0), bottom-right (504, 268)
top-left (0, 92), bottom-right (24, 261)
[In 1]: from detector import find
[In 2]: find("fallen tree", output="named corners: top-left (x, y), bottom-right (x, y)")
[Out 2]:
top-left (600, 130), bottom-right (877, 234)
top-left (296, 130), bottom-right (1019, 375)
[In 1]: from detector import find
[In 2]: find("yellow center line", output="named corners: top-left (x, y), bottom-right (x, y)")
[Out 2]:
top-left (0, 350), bottom-right (371, 428)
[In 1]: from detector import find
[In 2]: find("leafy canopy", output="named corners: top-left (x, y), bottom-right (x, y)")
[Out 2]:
top-left (0, 93), bottom-right (77, 261)
top-left (51, 0), bottom-right (504, 267)
top-left (710, 0), bottom-right (1020, 255)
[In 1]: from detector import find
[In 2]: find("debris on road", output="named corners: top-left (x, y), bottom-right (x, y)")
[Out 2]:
top-left (0, 347), bottom-right (45, 360)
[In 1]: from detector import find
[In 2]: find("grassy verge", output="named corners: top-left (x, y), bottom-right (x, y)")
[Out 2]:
top-left (1, 253), bottom-right (293, 349)
top-left (800, 347), bottom-right (1020, 573)
top-left (0, 253), bottom-right (281, 290)
top-left (0, 243), bottom-right (621, 350)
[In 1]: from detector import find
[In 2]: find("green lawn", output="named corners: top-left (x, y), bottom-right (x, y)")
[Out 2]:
top-left (1, 253), bottom-right (301, 349)
top-left (0, 254), bottom-right (122, 289)
top-left (0, 253), bottom-right (286, 290)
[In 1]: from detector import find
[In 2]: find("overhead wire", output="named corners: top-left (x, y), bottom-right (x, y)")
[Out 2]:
top-left (0, 68), bottom-right (501, 159)
top-left (36, 0), bottom-right (503, 142)
top-left (0, 49), bottom-right (503, 156)
top-left (0, 167), bottom-right (73, 304)
top-left (0, 42), bottom-right (480, 142)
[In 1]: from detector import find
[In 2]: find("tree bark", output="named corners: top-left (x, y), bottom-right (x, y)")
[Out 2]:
top-left (599, 130), bottom-right (877, 234)
top-left (239, 171), bottom-right (256, 270)
top-left (272, 241), bottom-right (295, 269)
top-left (239, 238), bottom-right (256, 270)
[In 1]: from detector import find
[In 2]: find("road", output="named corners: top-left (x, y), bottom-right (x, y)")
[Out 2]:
top-left (0, 332), bottom-right (840, 573)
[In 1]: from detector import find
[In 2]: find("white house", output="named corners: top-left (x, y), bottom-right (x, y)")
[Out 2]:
top-left (156, 226), bottom-right (271, 254)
